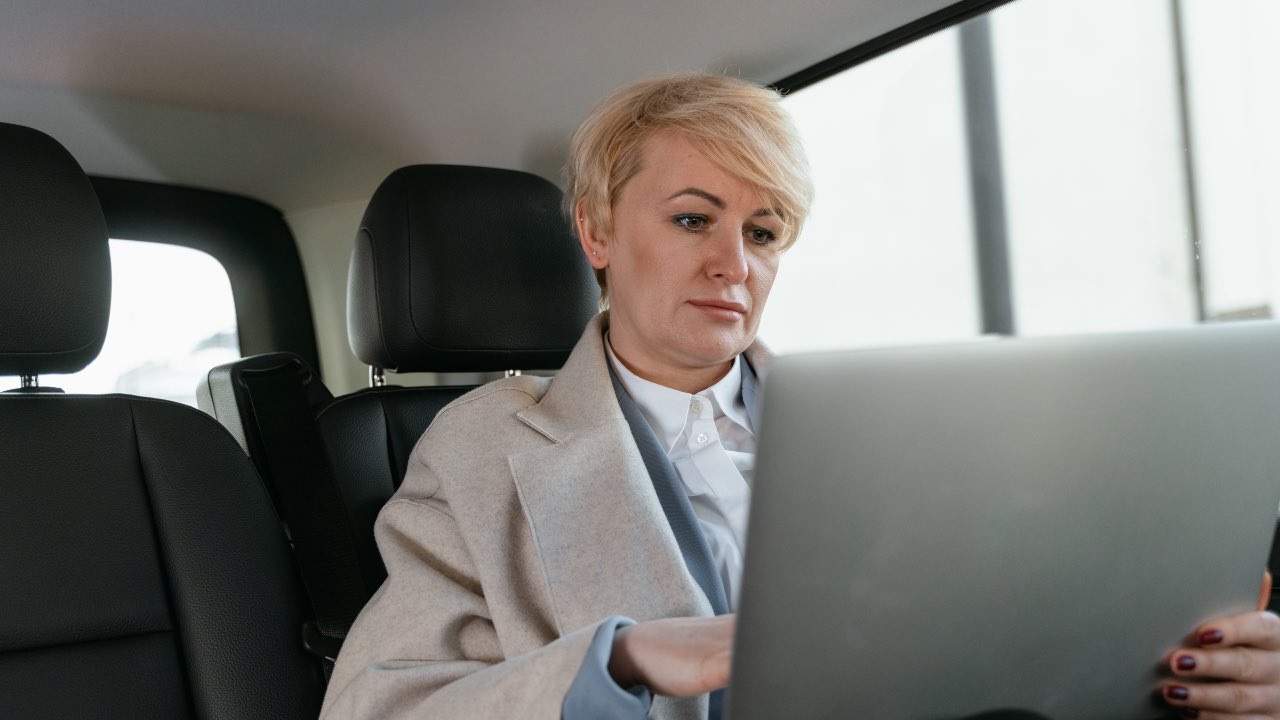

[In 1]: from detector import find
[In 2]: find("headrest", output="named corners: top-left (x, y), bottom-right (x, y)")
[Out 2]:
top-left (0, 123), bottom-right (111, 376)
top-left (347, 165), bottom-right (598, 373)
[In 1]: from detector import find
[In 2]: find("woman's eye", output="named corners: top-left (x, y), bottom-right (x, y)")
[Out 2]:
top-left (748, 226), bottom-right (778, 245)
top-left (674, 214), bottom-right (708, 232)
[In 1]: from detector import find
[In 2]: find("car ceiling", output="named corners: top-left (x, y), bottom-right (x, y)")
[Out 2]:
top-left (0, 0), bottom-right (958, 215)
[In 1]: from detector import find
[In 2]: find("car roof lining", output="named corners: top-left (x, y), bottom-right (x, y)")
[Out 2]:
top-left (0, 0), bottom-right (968, 214)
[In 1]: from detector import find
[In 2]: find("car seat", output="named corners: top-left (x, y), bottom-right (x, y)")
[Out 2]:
top-left (198, 164), bottom-right (598, 661)
top-left (0, 122), bottom-right (324, 717)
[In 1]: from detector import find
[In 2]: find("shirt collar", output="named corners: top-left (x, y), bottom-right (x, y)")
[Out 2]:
top-left (704, 357), bottom-right (751, 433)
top-left (605, 334), bottom-right (747, 453)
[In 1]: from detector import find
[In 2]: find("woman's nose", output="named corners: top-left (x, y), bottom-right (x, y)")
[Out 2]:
top-left (705, 228), bottom-right (749, 284)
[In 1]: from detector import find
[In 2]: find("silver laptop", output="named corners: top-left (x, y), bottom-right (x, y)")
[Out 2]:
top-left (727, 322), bottom-right (1280, 720)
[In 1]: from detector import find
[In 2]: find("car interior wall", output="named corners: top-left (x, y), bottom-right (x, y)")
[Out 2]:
top-left (286, 199), bottom-right (376, 396)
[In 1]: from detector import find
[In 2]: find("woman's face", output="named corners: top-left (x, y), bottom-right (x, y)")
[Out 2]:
top-left (579, 131), bottom-right (784, 392)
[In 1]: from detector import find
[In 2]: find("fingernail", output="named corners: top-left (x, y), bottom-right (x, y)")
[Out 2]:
top-left (1165, 685), bottom-right (1190, 701)
top-left (1176, 655), bottom-right (1196, 671)
top-left (1180, 709), bottom-right (1199, 718)
top-left (1198, 629), bottom-right (1224, 645)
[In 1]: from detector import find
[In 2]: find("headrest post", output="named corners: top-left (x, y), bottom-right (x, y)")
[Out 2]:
top-left (504, 369), bottom-right (522, 378)
top-left (20, 374), bottom-right (39, 389)
top-left (369, 366), bottom-right (386, 388)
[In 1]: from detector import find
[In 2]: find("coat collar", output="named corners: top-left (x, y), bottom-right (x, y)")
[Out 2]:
top-left (515, 313), bottom-right (623, 444)
top-left (518, 313), bottom-right (772, 442)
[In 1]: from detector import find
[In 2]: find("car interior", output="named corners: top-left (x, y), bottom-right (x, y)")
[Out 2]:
top-left (2, 0), bottom-right (1278, 717)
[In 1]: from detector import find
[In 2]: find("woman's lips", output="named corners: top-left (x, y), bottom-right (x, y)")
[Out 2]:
top-left (688, 299), bottom-right (747, 321)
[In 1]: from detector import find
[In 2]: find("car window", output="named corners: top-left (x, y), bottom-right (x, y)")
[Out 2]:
top-left (43, 239), bottom-right (240, 406)
top-left (763, 26), bottom-right (980, 355)
top-left (763, 0), bottom-right (1280, 352)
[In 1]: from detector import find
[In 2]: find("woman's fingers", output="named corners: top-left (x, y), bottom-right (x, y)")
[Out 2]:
top-left (1161, 610), bottom-right (1280, 716)
top-left (1161, 680), bottom-right (1280, 716)
top-left (1171, 647), bottom-right (1280, 684)
top-left (1187, 611), bottom-right (1280, 655)
top-left (610, 614), bottom-right (736, 696)
top-left (1161, 592), bottom-right (1280, 717)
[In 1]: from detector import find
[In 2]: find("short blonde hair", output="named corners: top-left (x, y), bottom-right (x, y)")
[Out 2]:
top-left (564, 73), bottom-right (813, 303)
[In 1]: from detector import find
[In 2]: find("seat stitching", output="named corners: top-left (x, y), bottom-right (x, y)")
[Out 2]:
top-left (0, 627), bottom-right (175, 658)
top-left (126, 400), bottom-right (199, 715)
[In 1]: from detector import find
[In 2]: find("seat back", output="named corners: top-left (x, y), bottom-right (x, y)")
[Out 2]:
top-left (314, 384), bottom-right (468, 589)
top-left (0, 122), bottom-right (323, 718)
top-left (199, 164), bottom-right (598, 646)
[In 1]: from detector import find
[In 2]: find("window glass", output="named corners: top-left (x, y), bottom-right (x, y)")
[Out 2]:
top-left (44, 239), bottom-right (240, 406)
top-left (991, 0), bottom-right (1197, 335)
top-left (763, 29), bottom-right (980, 354)
top-left (1181, 0), bottom-right (1280, 320)
top-left (767, 0), bottom-right (1278, 348)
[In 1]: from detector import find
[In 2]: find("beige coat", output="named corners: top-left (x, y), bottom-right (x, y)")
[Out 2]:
top-left (321, 313), bottom-right (769, 720)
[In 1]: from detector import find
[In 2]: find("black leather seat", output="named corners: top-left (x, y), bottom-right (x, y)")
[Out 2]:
top-left (0, 122), bottom-right (324, 718)
top-left (199, 164), bottom-right (598, 652)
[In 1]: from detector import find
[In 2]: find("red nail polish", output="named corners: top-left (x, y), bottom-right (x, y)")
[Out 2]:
top-left (1166, 685), bottom-right (1190, 701)
top-left (1175, 655), bottom-right (1196, 671)
top-left (1198, 630), bottom-right (1224, 645)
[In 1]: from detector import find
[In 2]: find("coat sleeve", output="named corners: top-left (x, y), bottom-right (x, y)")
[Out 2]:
top-left (319, 457), bottom-right (610, 720)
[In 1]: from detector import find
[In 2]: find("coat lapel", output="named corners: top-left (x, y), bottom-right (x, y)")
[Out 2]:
top-left (509, 314), bottom-right (711, 635)
top-left (507, 313), bottom-right (776, 636)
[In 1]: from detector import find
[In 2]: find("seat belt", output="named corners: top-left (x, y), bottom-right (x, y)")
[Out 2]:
top-left (234, 361), bottom-right (371, 675)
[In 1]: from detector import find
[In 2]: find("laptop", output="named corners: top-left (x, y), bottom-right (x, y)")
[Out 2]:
top-left (727, 322), bottom-right (1280, 720)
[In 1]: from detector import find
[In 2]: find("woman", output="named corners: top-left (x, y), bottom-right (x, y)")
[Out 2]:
top-left (321, 73), bottom-right (1280, 719)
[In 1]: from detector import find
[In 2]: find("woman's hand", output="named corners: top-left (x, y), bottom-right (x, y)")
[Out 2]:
top-left (1162, 572), bottom-right (1280, 718)
top-left (608, 614), bottom-right (735, 696)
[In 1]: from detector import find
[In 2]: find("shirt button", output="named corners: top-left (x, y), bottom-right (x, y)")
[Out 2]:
top-left (696, 432), bottom-right (709, 444)
top-left (691, 399), bottom-right (703, 413)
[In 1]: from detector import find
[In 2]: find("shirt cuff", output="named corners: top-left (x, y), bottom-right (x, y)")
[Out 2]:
top-left (562, 615), bottom-right (653, 720)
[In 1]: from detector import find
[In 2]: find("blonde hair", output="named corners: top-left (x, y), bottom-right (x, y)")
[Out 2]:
top-left (564, 73), bottom-right (813, 303)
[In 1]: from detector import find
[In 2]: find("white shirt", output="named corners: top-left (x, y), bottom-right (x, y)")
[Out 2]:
top-left (605, 337), bottom-right (756, 609)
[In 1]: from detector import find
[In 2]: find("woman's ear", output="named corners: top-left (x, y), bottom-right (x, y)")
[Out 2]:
top-left (575, 202), bottom-right (609, 270)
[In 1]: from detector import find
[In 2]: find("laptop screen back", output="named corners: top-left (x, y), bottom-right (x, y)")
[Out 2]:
top-left (728, 323), bottom-right (1280, 719)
